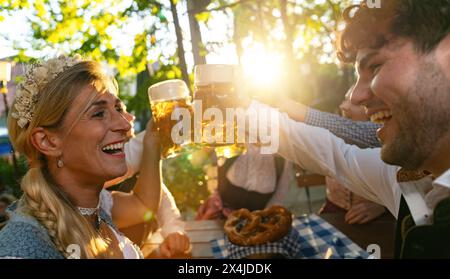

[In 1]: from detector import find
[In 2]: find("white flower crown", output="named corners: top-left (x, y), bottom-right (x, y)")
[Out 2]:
top-left (11, 54), bottom-right (84, 128)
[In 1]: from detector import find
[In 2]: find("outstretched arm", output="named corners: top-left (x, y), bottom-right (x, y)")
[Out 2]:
top-left (305, 108), bottom-right (381, 148)
top-left (110, 121), bottom-right (162, 229)
top-left (266, 97), bottom-right (381, 148)
top-left (249, 101), bottom-right (401, 217)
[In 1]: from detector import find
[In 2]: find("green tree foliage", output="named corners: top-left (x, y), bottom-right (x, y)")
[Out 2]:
top-left (199, 0), bottom-right (355, 110)
top-left (0, 0), bottom-right (174, 77)
top-left (161, 149), bottom-right (212, 214)
top-left (0, 156), bottom-right (28, 198)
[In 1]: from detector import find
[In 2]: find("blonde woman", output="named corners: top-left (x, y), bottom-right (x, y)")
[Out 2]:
top-left (102, 109), bottom-right (191, 258)
top-left (0, 55), bottom-right (162, 259)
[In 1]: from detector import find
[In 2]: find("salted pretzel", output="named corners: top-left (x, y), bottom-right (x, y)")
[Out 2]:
top-left (224, 206), bottom-right (293, 246)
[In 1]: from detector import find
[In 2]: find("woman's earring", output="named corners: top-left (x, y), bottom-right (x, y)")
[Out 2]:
top-left (57, 158), bottom-right (64, 168)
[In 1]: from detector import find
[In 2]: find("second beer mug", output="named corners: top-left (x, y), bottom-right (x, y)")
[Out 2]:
top-left (148, 79), bottom-right (193, 159)
top-left (193, 64), bottom-right (246, 158)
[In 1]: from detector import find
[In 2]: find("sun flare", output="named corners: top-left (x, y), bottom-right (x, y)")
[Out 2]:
top-left (241, 43), bottom-right (284, 88)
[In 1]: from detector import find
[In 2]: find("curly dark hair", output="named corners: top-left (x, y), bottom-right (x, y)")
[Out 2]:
top-left (338, 0), bottom-right (450, 63)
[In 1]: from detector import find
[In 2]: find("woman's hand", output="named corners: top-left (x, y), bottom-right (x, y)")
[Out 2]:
top-left (160, 232), bottom-right (191, 258)
top-left (345, 202), bottom-right (386, 224)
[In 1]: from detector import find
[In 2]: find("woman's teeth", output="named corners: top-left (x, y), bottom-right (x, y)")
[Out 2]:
top-left (102, 142), bottom-right (124, 154)
top-left (370, 110), bottom-right (392, 124)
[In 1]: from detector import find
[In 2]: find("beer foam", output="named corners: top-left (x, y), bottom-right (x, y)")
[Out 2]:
top-left (194, 64), bottom-right (239, 85)
top-left (148, 79), bottom-right (189, 101)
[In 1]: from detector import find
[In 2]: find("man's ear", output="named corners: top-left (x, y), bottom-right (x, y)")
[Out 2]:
top-left (30, 127), bottom-right (63, 157)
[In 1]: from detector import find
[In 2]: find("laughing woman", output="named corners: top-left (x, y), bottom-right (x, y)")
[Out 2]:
top-left (0, 55), bottom-right (162, 259)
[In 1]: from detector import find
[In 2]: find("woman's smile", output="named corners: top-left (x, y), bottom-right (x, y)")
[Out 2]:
top-left (101, 140), bottom-right (126, 158)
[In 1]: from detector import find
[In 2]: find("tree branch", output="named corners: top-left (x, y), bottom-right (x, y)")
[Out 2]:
top-left (186, 0), bottom-right (254, 15)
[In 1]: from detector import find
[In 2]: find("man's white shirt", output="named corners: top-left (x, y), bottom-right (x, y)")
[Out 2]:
top-left (249, 101), bottom-right (450, 225)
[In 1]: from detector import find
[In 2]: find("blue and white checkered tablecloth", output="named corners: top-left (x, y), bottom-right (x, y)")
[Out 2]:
top-left (210, 214), bottom-right (370, 259)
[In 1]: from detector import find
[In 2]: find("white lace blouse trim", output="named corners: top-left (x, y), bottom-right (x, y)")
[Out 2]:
top-left (100, 189), bottom-right (141, 259)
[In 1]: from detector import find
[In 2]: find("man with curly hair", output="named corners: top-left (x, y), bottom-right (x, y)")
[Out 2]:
top-left (338, 0), bottom-right (450, 257)
top-left (247, 0), bottom-right (450, 258)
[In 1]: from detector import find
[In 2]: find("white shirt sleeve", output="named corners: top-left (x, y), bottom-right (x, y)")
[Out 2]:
top-left (157, 184), bottom-right (186, 238)
top-left (249, 101), bottom-right (401, 217)
top-left (124, 131), bottom-right (146, 175)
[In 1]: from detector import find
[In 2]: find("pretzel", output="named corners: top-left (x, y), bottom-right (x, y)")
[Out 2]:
top-left (224, 206), bottom-right (293, 246)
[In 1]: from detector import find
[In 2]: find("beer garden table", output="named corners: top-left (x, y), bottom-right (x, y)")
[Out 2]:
top-left (320, 212), bottom-right (395, 259)
top-left (142, 219), bottom-right (224, 259)
top-left (141, 212), bottom-right (395, 259)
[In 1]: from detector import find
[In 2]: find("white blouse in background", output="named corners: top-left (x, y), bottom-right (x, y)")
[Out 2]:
top-left (226, 144), bottom-right (293, 206)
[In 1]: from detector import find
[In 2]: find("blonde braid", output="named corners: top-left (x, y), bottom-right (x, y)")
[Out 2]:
top-left (20, 167), bottom-right (112, 258)
top-left (20, 168), bottom-right (68, 257)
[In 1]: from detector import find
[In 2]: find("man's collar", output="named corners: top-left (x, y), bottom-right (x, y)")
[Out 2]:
top-left (398, 176), bottom-right (433, 225)
top-left (433, 169), bottom-right (450, 189)
top-left (396, 168), bottom-right (450, 226)
top-left (396, 169), bottom-right (429, 183)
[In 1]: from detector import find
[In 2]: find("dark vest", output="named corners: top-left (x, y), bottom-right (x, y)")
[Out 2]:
top-left (217, 155), bottom-right (285, 211)
top-left (395, 196), bottom-right (450, 258)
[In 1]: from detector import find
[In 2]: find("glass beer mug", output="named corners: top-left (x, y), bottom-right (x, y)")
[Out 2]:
top-left (193, 64), bottom-right (246, 158)
top-left (148, 79), bottom-right (193, 159)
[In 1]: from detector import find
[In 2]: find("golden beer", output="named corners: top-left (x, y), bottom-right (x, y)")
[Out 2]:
top-left (193, 64), bottom-right (246, 158)
top-left (194, 82), bottom-right (238, 116)
top-left (148, 80), bottom-right (193, 159)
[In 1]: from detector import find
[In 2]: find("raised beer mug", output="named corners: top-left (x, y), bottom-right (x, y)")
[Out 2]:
top-left (148, 79), bottom-right (193, 159)
top-left (193, 64), bottom-right (246, 158)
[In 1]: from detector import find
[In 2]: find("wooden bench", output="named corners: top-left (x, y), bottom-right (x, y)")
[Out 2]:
top-left (295, 166), bottom-right (326, 213)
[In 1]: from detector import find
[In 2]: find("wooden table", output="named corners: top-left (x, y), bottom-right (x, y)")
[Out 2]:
top-left (142, 213), bottom-right (396, 259)
top-left (142, 220), bottom-right (224, 259)
top-left (320, 212), bottom-right (396, 259)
